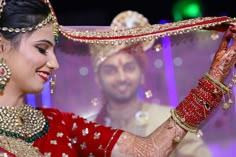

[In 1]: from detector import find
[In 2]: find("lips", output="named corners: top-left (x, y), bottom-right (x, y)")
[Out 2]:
top-left (37, 71), bottom-right (50, 82)
top-left (117, 85), bottom-right (128, 91)
top-left (115, 83), bottom-right (130, 93)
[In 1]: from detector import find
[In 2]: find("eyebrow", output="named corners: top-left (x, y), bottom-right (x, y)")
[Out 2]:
top-left (103, 61), bottom-right (137, 68)
top-left (102, 64), bottom-right (116, 68)
top-left (36, 40), bottom-right (54, 46)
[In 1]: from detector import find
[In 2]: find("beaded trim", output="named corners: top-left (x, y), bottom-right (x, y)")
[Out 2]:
top-left (0, 0), bottom-right (59, 42)
top-left (104, 129), bottom-right (119, 157)
top-left (60, 16), bottom-right (236, 44)
top-left (43, 0), bottom-right (60, 42)
top-left (0, 13), bottom-right (54, 33)
top-left (204, 72), bottom-right (230, 93)
top-left (0, 0), bottom-right (5, 19)
top-left (170, 109), bottom-right (198, 133)
top-left (0, 104), bottom-right (49, 143)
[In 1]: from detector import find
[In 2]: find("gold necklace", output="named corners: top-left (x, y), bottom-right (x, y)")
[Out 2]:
top-left (0, 104), bottom-right (49, 143)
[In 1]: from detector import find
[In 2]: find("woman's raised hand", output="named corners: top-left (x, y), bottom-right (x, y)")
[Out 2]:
top-left (209, 24), bottom-right (236, 82)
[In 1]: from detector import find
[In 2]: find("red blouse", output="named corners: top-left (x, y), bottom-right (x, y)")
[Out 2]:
top-left (28, 108), bottom-right (123, 157)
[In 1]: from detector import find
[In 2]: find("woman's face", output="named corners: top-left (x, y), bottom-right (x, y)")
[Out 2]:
top-left (4, 23), bottom-right (59, 94)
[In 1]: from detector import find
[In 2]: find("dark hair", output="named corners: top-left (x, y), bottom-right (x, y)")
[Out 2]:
top-left (0, 0), bottom-right (50, 44)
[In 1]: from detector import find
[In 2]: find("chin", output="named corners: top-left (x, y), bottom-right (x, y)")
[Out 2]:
top-left (27, 86), bottom-right (44, 94)
top-left (113, 95), bottom-right (132, 102)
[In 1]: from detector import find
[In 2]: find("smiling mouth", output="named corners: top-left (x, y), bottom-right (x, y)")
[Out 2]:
top-left (37, 71), bottom-right (50, 82)
top-left (116, 84), bottom-right (130, 92)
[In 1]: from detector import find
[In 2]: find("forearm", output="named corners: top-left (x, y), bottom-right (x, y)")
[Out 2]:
top-left (112, 118), bottom-right (186, 157)
top-left (112, 72), bottom-right (227, 157)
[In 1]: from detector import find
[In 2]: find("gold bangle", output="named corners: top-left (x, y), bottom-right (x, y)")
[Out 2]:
top-left (204, 72), bottom-right (230, 93)
top-left (170, 109), bottom-right (198, 133)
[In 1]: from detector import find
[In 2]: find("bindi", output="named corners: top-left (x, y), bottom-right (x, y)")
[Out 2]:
top-left (118, 57), bottom-right (123, 65)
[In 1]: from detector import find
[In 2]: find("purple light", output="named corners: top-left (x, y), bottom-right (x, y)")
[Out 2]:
top-left (160, 19), bottom-right (178, 107)
top-left (41, 81), bottom-right (52, 108)
top-left (26, 94), bottom-right (36, 108)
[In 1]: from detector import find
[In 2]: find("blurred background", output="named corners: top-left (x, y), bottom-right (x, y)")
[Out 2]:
top-left (51, 0), bottom-right (235, 26)
top-left (32, 1), bottom-right (236, 156)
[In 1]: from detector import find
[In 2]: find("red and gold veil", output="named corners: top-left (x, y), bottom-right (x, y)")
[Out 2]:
top-left (37, 1), bottom-right (236, 156)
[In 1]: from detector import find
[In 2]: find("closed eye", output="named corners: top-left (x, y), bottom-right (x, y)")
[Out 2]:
top-left (35, 46), bottom-right (48, 55)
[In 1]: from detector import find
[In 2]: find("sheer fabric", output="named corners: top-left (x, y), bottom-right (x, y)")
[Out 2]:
top-left (30, 17), bottom-right (236, 156)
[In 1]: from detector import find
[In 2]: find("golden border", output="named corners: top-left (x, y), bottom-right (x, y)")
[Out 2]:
top-left (59, 16), bottom-right (236, 44)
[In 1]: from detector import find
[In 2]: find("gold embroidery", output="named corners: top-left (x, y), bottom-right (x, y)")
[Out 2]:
top-left (60, 16), bottom-right (236, 44)
top-left (0, 153), bottom-right (8, 157)
top-left (104, 129), bottom-right (119, 157)
top-left (0, 135), bottom-right (43, 157)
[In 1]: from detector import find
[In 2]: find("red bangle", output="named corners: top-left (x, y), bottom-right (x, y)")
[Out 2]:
top-left (174, 77), bottom-right (223, 129)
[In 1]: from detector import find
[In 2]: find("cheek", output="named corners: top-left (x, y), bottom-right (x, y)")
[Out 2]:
top-left (100, 76), bottom-right (114, 87)
top-left (18, 45), bottom-right (46, 66)
top-left (32, 58), bottom-right (46, 67)
top-left (129, 71), bottom-right (142, 82)
top-left (25, 53), bottom-right (46, 68)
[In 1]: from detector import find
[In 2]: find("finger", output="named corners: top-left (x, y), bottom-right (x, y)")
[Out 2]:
top-left (229, 22), bottom-right (236, 33)
top-left (223, 27), bottom-right (233, 39)
top-left (218, 29), bottom-right (232, 51)
top-left (231, 38), bottom-right (236, 47)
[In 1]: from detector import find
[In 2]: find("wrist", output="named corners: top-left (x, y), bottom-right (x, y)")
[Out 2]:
top-left (208, 68), bottom-right (224, 82)
top-left (171, 74), bottom-right (228, 133)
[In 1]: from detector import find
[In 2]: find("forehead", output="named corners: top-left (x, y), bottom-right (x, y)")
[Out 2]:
top-left (22, 24), bottom-right (55, 45)
top-left (102, 52), bottom-right (136, 66)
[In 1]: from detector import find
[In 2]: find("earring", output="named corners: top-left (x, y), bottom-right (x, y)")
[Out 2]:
top-left (0, 57), bottom-right (11, 92)
top-left (50, 74), bottom-right (56, 94)
top-left (222, 73), bottom-right (236, 110)
top-left (0, 0), bottom-right (6, 19)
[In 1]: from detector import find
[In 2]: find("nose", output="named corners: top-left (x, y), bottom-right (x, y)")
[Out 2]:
top-left (117, 69), bottom-right (126, 81)
top-left (47, 54), bottom-right (59, 70)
